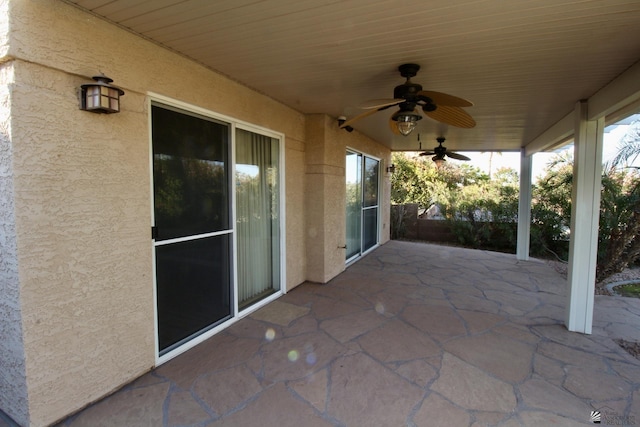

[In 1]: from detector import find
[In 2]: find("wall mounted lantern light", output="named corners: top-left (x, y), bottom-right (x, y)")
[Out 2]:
top-left (386, 164), bottom-right (396, 173)
top-left (80, 74), bottom-right (124, 114)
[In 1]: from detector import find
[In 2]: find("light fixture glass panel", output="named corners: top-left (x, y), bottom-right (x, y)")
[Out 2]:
top-left (86, 87), bottom-right (100, 108)
top-left (102, 95), bottom-right (110, 108)
top-left (397, 120), bottom-right (416, 136)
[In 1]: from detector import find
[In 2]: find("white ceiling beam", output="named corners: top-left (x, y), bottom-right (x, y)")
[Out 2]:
top-left (588, 59), bottom-right (640, 121)
top-left (524, 111), bottom-right (574, 156)
top-left (525, 58), bottom-right (640, 156)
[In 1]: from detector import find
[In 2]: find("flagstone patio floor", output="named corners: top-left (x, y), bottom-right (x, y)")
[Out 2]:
top-left (51, 240), bottom-right (640, 426)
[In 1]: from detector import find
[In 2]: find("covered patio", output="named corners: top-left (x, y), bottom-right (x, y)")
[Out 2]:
top-left (5, 2), bottom-right (640, 425)
top-left (53, 241), bottom-right (640, 426)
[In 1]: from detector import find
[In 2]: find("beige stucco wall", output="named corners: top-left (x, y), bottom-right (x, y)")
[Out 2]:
top-left (12, 59), bottom-right (155, 427)
top-left (0, 0), bottom-right (389, 425)
top-left (0, 61), bottom-right (30, 426)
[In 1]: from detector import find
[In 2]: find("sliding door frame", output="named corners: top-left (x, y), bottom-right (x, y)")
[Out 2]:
top-left (345, 148), bottom-right (381, 265)
top-left (234, 123), bottom-right (286, 318)
top-left (149, 93), bottom-right (286, 365)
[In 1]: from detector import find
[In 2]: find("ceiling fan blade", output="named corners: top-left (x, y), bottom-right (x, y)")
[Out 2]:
top-left (362, 98), bottom-right (404, 109)
top-left (424, 105), bottom-right (476, 128)
top-left (339, 107), bottom-right (383, 129)
top-left (419, 151), bottom-right (436, 156)
top-left (418, 91), bottom-right (473, 107)
top-left (446, 151), bottom-right (471, 161)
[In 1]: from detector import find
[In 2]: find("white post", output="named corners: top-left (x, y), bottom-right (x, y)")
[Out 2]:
top-left (565, 101), bottom-right (604, 334)
top-left (517, 148), bottom-right (532, 261)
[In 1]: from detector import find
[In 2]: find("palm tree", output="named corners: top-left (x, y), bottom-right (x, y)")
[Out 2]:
top-left (596, 118), bottom-right (640, 282)
top-left (612, 118), bottom-right (640, 170)
top-left (480, 151), bottom-right (502, 179)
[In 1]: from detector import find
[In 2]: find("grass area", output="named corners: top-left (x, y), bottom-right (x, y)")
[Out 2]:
top-left (613, 283), bottom-right (640, 298)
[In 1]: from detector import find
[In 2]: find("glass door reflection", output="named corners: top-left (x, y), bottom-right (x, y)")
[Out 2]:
top-left (152, 103), bottom-right (233, 355)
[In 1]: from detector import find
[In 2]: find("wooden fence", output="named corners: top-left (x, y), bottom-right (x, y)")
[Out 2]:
top-left (391, 204), bottom-right (456, 244)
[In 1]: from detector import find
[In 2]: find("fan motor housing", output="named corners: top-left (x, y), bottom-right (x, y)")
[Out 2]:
top-left (434, 138), bottom-right (447, 155)
top-left (394, 82), bottom-right (422, 100)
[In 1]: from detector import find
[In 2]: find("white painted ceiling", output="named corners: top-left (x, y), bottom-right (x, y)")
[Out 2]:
top-left (65, 0), bottom-right (640, 153)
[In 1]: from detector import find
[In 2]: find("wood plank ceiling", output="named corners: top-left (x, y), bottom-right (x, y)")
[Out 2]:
top-left (64, 0), bottom-right (640, 152)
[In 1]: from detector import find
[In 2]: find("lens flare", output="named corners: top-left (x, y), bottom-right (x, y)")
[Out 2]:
top-left (265, 328), bottom-right (276, 341)
top-left (306, 352), bottom-right (317, 365)
top-left (288, 349), bottom-right (299, 362)
top-left (375, 302), bottom-right (385, 314)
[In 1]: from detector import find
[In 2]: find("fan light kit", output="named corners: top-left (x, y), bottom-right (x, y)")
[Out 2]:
top-left (339, 64), bottom-right (475, 136)
top-left (420, 137), bottom-right (470, 167)
top-left (392, 108), bottom-right (422, 136)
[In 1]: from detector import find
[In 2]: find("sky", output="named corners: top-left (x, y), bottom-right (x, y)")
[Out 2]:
top-left (457, 113), bottom-right (640, 183)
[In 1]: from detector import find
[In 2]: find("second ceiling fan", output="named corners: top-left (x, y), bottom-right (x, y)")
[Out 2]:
top-left (420, 137), bottom-right (470, 167)
top-left (339, 63), bottom-right (476, 136)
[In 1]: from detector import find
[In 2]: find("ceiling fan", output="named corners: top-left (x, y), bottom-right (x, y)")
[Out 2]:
top-left (420, 137), bottom-right (470, 166)
top-left (339, 63), bottom-right (475, 136)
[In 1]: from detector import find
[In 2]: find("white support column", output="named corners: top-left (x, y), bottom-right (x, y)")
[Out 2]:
top-left (565, 101), bottom-right (604, 334)
top-left (517, 148), bottom-right (532, 261)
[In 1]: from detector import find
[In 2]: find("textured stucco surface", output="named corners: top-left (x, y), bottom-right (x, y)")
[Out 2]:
top-left (285, 136), bottom-right (307, 287)
top-left (0, 62), bottom-right (29, 427)
top-left (1, 0), bottom-right (390, 425)
top-left (0, 0), bottom-right (9, 62)
top-left (12, 59), bottom-right (155, 426)
top-left (305, 115), bottom-right (330, 282)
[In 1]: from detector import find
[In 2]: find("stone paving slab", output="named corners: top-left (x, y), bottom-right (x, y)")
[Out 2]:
top-left (55, 241), bottom-right (640, 427)
top-left (250, 300), bottom-right (310, 326)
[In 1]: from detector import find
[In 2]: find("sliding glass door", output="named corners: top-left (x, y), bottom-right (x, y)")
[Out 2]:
top-left (362, 156), bottom-right (380, 252)
top-left (152, 103), bottom-right (232, 355)
top-left (235, 128), bottom-right (280, 309)
top-left (151, 101), bottom-right (283, 358)
top-left (346, 152), bottom-right (363, 260)
top-left (346, 151), bottom-right (380, 262)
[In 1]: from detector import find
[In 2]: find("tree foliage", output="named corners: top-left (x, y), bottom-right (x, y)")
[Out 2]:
top-left (531, 149), bottom-right (640, 279)
top-left (391, 152), bottom-right (491, 208)
top-left (530, 151), bottom-right (573, 259)
top-left (597, 119), bottom-right (640, 280)
top-left (612, 119), bottom-right (640, 170)
top-left (391, 152), bottom-right (517, 251)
